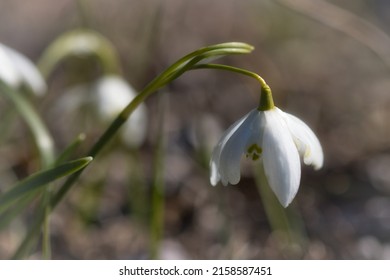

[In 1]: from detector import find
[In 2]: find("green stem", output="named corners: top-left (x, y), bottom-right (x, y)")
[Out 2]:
top-left (38, 29), bottom-right (122, 77)
top-left (14, 42), bottom-right (255, 258)
top-left (50, 115), bottom-right (127, 208)
top-left (0, 82), bottom-right (55, 167)
top-left (12, 208), bottom-right (45, 259)
top-left (0, 81), bottom-right (55, 259)
top-left (42, 197), bottom-right (51, 259)
top-left (127, 149), bottom-right (148, 223)
top-left (76, 0), bottom-right (91, 28)
top-left (54, 133), bottom-right (86, 165)
top-left (258, 85), bottom-right (274, 111)
top-left (191, 63), bottom-right (274, 110)
top-left (254, 164), bottom-right (294, 240)
top-left (191, 63), bottom-right (268, 87)
top-left (254, 163), bottom-right (306, 257)
top-left (150, 93), bottom-right (167, 259)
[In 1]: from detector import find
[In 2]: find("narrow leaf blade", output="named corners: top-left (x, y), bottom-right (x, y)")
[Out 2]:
top-left (0, 157), bottom-right (93, 213)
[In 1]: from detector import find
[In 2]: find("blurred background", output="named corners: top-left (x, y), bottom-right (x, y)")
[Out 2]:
top-left (1, 0), bottom-right (390, 259)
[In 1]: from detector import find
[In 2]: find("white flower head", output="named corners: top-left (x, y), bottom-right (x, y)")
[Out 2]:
top-left (94, 75), bottom-right (147, 148)
top-left (210, 106), bottom-right (323, 207)
top-left (0, 43), bottom-right (47, 96)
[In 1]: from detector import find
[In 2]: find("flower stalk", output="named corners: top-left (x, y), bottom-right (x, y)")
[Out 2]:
top-left (13, 42), bottom-right (255, 258)
top-left (258, 85), bottom-right (274, 111)
top-left (150, 93), bottom-right (168, 259)
top-left (190, 63), bottom-right (274, 110)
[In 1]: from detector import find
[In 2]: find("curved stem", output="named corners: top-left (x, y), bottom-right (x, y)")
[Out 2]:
top-left (0, 81), bottom-right (55, 259)
top-left (76, 0), bottom-right (91, 28)
top-left (0, 82), bottom-right (55, 167)
top-left (191, 63), bottom-right (274, 110)
top-left (38, 29), bottom-right (122, 78)
top-left (191, 63), bottom-right (268, 88)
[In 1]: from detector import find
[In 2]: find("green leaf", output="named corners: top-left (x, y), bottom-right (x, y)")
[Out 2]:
top-left (0, 194), bottom-right (33, 231)
top-left (0, 157), bottom-right (93, 214)
top-left (54, 133), bottom-right (86, 165)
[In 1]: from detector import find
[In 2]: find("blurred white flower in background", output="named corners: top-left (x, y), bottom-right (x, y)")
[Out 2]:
top-left (93, 75), bottom-right (148, 148)
top-left (188, 113), bottom-right (224, 156)
top-left (0, 43), bottom-right (46, 96)
top-left (54, 75), bottom-right (147, 149)
top-left (210, 107), bottom-right (323, 207)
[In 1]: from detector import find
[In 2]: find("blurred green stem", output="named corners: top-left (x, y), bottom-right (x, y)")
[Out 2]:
top-left (191, 63), bottom-right (275, 110)
top-left (191, 63), bottom-right (269, 89)
top-left (254, 163), bottom-right (294, 239)
top-left (76, 0), bottom-right (91, 28)
top-left (38, 29), bottom-right (121, 77)
top-left (0, 82), bottom-right (55, 167)
top-left (127, 149), bottom-right (148, 223)
top-left (254, 163), bottom-right (306, 257)
top-left (0, 81), bottom-right (55, 259)
top-left (150, 93), bottom-right (167, 259)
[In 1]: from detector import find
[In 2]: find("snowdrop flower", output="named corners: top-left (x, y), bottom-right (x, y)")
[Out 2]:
top-left (210, 85), bottom-right (323, 207)
top-left (0, 43), bottom-right (46, 96)
top-left (94, 75), bottom-right (147, 148)
top-left (38, 30), bottom-right (120, 78)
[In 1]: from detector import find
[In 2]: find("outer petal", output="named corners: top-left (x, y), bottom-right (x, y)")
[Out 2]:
top-left (219, 110), bottom-right (259, 185)
top-left (3, 44), bottom-right (47, 96)
top-left (210, 110), bottom-right (256, 186)
top-left (262, 109), bottom-right (301, 207)
top-left (277, 108), bottom-right (323, 170)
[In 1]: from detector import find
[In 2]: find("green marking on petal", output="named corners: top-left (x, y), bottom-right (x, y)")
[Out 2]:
top-left (252, 153), bottom-right (260, 161)
top-left (246, 143), bottom-right (262, 161)
top-left (248, 143), bottom-right (262, 153)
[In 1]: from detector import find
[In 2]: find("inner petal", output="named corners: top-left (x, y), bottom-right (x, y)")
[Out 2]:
top-left (244, 110), bottom-right (266, 162)
top-left (246, 143), bottom-right (262, 161)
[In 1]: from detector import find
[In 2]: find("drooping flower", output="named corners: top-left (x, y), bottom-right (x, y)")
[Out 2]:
top-left (93, 75), bottom-right (148, 148)
top-left (210, 88), bottom-right (323, 207)
top-left (0, 43), bottom-right (46, 96)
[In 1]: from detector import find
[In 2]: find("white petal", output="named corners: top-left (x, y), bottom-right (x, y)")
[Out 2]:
top-left (0, 43), bottom-right (21, 87)
top-left (94, 75), bottom-right (147, 148)
top-left (210, 159), bottom-right (221, 186)
top-left (121, 103), bottom-right (148, 148)
top-left (2, 44), bottom-right (47, 96)
top-left (262, 109), bottom-right (301, 207)
top-left (94, 75), bottom-right (135, 118)
top-left (219, 110), bottom-right (259, 185)
top-left (210, 110), bottom-right (258, 186)
top-left (210, 112), bottom-right (248, 186)
top-left (277, 108), bottom-right (323, 170)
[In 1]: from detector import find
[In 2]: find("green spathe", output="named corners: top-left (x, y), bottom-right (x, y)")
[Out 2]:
top-left (258, 85), bottom-right (274, 111)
